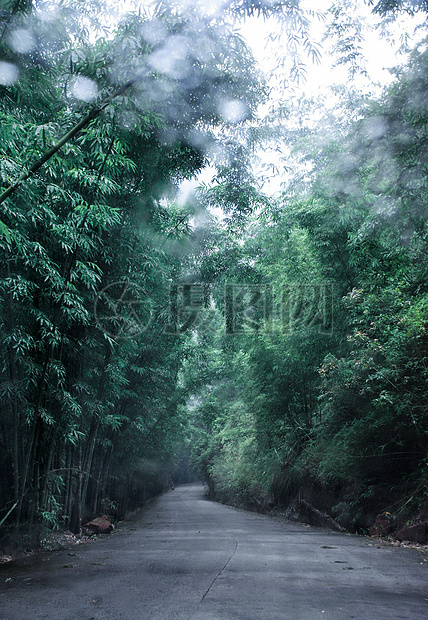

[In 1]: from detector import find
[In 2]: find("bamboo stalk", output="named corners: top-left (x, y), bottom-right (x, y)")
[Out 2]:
top-left (0, 77), bottom-right (140, 207)
top-left (0, 501), bottom-right (18, 527)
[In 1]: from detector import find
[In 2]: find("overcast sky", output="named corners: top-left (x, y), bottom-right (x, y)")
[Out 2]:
top-left (239, 0), bottom-right (426, 98)
top-left (109, 1), bottom-right (427, 199)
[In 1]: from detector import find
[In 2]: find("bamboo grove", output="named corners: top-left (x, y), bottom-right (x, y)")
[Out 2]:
top-left (184, 34), bottom-right (428, 529)
top-left (0, 0), bottom-right (264, 542)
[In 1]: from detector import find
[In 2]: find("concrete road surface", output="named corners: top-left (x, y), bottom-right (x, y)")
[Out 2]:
top-left (0, 484), bottom-right (427, 619)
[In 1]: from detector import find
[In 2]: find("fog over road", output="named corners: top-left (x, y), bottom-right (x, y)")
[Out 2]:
top-left (1, 484), bottom-right (427, 619)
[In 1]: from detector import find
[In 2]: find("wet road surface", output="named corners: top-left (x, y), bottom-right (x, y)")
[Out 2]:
top-left (0, 484), bottom-right (427, 619)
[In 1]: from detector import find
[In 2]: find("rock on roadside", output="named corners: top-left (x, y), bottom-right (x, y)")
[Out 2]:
top-left (396, 522), bottom-right (428, 544)
top-left (83, 515), bottom-right (114, 535)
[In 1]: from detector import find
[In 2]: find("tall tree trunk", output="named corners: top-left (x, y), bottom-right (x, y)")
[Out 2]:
top-left (70, 443), bottom-right (83, 534)
top-left (40, 428), bottom-right (58, 513)
top-left (5, 262), bottom-right (21, 519)
top-left (15, 415), bottom-right (39, 528)
top-left (80, 341), bottom-right (114, 513)
top-left (64, 445), bottom-right (73, 528)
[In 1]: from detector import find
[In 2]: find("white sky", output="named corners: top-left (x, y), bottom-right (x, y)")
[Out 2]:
top-left (234, 1), bottom-right (427, 194)
top-left (240, 0), bottom-right (426, 97)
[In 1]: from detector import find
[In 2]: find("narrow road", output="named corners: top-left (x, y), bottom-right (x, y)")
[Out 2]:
top-left (1, 484), bottom-right (427, 619)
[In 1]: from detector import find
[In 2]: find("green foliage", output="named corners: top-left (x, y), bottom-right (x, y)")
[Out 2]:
top-left (370, 0), bottom-right (428, 16)
top-left (185, 32), bottom-right (428, 529)
top-left (0, 0), bottom-right (265, 541)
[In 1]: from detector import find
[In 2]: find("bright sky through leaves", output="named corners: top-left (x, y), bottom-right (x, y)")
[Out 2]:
top-left (239, 0), bottom-right (427, 97)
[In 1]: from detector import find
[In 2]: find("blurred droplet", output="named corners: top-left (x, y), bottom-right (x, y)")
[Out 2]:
top-left (218, 99), bottom-right (247, 123)
top-left (0, 62), bottom-right (18, 86)
top-left (140, 21), bottom-right (167, 46)
top-left (177, 179), bottom-right (196, 205)
top-left (36, 4), bottom-right (59, 22)
top-left (362, 117), bottom-right (387, 140)
top-left (9, 29), bottom-right (36, 54)
top-left (147, 36), bottom-right (189, 79)
top-left (70, 76), bottom-right (98, 102)
top-left (187, 128), bottom-right (211, 150)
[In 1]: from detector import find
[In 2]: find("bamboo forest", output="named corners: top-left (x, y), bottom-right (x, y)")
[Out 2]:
top-left (1, 0), bottom-right (428, 550)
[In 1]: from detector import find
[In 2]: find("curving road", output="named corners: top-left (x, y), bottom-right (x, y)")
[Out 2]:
top-left (0, 484), bottom-right (427, 619)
